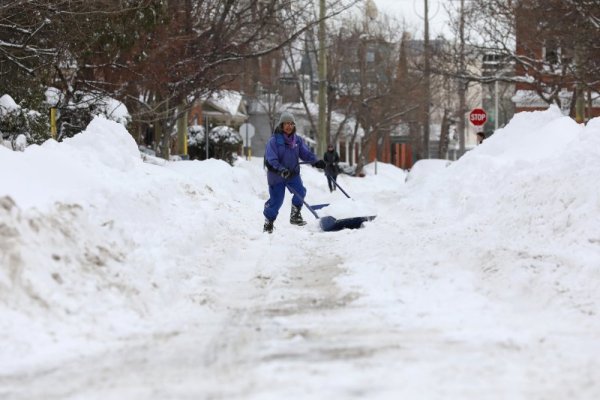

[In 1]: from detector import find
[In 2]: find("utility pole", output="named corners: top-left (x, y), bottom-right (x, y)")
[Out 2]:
top-left (494, 79), bottom-right (499, 130)
top-left (457, 0), bottom-right (466, 155)
top-left (205, 115), bottom-right (209, 160)
top-left (176, 105), bottom-right (188, 158)
top-left (423, 0), bottom-right (431, 159)
top-left (317, 0), bottom-right (327, 156)
top-left (575, 44), bottom-right (585, 123)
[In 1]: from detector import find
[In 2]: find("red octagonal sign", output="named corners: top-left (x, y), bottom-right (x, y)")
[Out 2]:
top-left (469, 108), bottom-right (487, 126)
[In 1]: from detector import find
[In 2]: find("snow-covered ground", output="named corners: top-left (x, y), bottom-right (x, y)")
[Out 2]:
top-left (1, 106), bottom-right (599, 399)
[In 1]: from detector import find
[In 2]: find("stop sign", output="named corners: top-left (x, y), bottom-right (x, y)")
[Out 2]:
top-left (469, 108), bottom-right (487, 126)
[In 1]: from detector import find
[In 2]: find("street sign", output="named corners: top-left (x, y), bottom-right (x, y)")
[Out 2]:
top-left (239, 123), bottom-right (255, 146)
top-left (469, 108), bottom-right (487, 126)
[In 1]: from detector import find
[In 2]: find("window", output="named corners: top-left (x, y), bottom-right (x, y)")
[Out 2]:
top-left (543, 40), bottom-right (560, 65)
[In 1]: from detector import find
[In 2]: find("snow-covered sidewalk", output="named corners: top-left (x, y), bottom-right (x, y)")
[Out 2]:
top-left (1, 108), bottom-right (599, 399)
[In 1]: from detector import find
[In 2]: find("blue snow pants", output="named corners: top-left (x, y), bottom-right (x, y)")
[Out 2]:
top-left (263, 174), bottom-right (306, 222)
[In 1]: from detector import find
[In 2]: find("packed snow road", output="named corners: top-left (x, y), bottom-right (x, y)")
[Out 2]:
top-left (2, 213), bottom-right (599, 399)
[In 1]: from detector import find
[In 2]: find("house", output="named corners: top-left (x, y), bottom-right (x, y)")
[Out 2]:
top-left (481, 52), bottom-right (515, 136)
top-left (188, 90), bottom-right (248, 129)
top-left (511, 0), bottom-right (600, 121)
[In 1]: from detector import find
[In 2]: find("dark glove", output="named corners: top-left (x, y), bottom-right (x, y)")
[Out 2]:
top-left (279, 168), bottom-right (291, 179)
top-left (313, 160), bottom-right (326, 169)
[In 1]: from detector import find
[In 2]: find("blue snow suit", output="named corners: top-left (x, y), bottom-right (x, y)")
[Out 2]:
top-left (263, 128), bottom-right (318, 222)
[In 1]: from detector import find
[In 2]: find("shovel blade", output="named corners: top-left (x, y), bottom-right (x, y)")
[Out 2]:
top-left (311, 203), bottom-right (330, 210)
top-left (319, 215), bottom-right (376, 232)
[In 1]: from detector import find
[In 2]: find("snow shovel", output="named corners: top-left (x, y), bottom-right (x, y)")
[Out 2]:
top-left (284, 174), bottom-right (375, 232)
top-left (320, 170), bottom-right (376, 230)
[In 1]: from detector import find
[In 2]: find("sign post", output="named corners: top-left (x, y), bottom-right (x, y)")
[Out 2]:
top-left (239, 123), bottom-right (255, 160)
top-left (50, 107), bottom-right (57, 139)
top-left (469, 108), bottom-right (487, 126)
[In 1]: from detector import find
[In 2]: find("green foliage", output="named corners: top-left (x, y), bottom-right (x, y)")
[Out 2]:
top-left (89, 2), bottom-right (164, 56)
top-left (0, 104), bottom-right (51, 147)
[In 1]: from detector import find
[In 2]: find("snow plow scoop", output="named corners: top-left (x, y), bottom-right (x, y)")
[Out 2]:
top-left (285, 172), bottom-right (376, 232)
top-left (318, 214), bottom-right (375, 231)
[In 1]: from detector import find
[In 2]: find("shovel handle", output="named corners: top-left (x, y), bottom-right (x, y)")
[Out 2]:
top-left (284, 183), bottom-right (320, 219)
top-left (299, 161), bottom-right (352, 199)
top-left (323, 170), bottom-right (351, 199)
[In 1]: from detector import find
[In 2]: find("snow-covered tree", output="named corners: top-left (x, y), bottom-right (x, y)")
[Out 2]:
top-left (0, 94), bottom-right (50, 149)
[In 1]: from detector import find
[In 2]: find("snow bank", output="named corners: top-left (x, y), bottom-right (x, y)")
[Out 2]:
top-left (347, 106), bottom-right (600, 353)
top-left (0, 117), bottom-right (141, 210)
top-left (403, 106), bottom-right (600, 240)
top-left (0, 117), bottom-right (266, 373)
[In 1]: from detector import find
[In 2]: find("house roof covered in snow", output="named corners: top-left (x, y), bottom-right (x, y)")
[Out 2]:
top-left (278, 102), bottom-right (365, 138)
top-left (203, 90), bottom-right (247, 119)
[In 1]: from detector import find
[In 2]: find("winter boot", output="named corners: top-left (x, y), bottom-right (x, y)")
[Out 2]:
top-left (290, 205), bottom-right (307, 226)
top-left (263, 218), bottom-right (274, 234)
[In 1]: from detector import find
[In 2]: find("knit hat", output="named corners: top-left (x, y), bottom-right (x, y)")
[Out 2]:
top-left (277, 111), bottom-right (296, 126)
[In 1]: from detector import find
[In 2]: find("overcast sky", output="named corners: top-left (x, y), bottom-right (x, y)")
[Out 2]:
top-left (370, 0), bottom-right (453, 37)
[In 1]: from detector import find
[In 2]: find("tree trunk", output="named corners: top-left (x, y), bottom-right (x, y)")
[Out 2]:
top-left (317, 0), bottom-right (328, 156)
top-left (438, 109), bottom-right (450, 159)
top-left (176, 105), bottom-right (188, 157)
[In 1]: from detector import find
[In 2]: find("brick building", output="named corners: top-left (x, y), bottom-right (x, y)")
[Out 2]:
top-left (512, 0), bottom-right (600, 121)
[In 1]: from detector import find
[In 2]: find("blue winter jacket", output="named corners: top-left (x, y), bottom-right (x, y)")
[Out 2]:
top-left (265, 129), bottom-right (318, 185)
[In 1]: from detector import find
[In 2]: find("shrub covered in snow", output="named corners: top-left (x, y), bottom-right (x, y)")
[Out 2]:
top-left (45, 88), bottom-right (131, 140)
top-left (187, 124), bottom-right (241, 164)
top-left (0, 94), bottom-right (50, 150)
top-left (1, 89), bottom-right (132, 151)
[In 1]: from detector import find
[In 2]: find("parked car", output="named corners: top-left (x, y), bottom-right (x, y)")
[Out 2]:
top-left (338, 162), bottom-right (356, 176)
